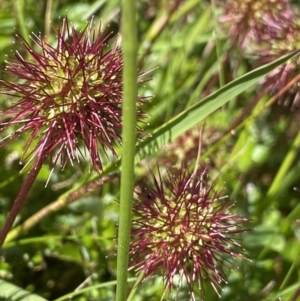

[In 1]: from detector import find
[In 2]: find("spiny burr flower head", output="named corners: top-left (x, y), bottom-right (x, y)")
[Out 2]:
top-left (130, 166), bottom-right (247, 300)
top-left (255, 13), bottom-right (300, 108)
top-left (0, 17), bottom-right (144, 171)
top-left (219, 0), bottom-right (293, 49)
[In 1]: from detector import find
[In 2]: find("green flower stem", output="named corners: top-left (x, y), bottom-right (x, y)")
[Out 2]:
top-left (116, 0), bottom-right (138, 300)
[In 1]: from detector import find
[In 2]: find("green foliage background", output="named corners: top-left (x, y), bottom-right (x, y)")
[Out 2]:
top-left (0, 0), bottom-right (299, 300)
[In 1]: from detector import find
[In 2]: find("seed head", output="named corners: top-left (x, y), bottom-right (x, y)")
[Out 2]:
top-left (130, 166), bottom-right (248, 300)
top-left (219, 0), bottom-right (293, 49)
top-left (0, 17), bottom-right (145, 171)
top-left (255, 13), bottom-right (300, 108)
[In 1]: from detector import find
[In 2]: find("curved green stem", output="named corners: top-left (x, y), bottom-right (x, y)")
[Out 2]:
top-left (116, 0), bottom-right (138, 300)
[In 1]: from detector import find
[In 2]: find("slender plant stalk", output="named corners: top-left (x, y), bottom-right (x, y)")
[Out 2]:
top-left (116, 0), bottom-right (138, 300)
top-left (126, 272), bottom-right (144, 301)
top-left (0, 156), bottom-right (44, 246)
top-left (280, 254), bottom-right (300, 290)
